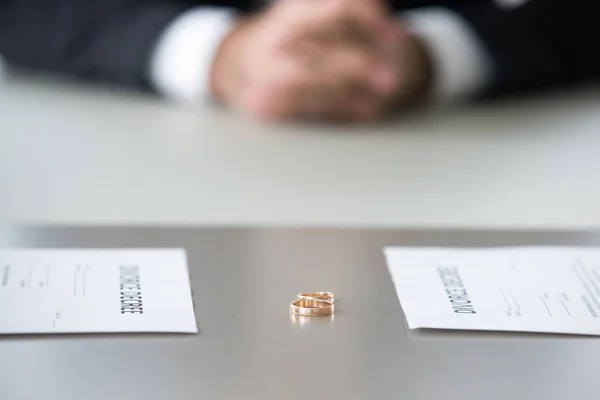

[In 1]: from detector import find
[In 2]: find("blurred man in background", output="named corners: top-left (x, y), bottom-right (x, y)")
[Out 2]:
top-left (0, 0), bottom-right (598, 121)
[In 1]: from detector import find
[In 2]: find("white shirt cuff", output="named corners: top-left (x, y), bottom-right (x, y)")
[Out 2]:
top-left (149, 8), bottom-right (236, 103)
top-left (402, 7), bottom-right (492, 102)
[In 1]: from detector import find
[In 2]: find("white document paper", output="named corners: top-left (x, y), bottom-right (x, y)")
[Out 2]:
top-left (0, 249), bottom-right (197, 334)
top-left (385, 247), bottom-right (600, 335)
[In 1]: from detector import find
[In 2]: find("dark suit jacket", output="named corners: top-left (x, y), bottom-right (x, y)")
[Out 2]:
top-left (1, 0), bottom-right (598, 96)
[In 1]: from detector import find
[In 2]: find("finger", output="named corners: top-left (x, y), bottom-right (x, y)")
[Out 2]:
top-left (284, 27), bottom-right (400, 96)
top-left (240, 52), bottom-right (325, 119)
top-left (320, 45), bottom-right (399, 120)
top-left (285, 44), bottom-right (396, 119)
top-left (243, 41), bottom-right (396, 121)
top-left (246, 78), bottom-right (382, 122)
top-left (269, 49), bottom-right (368, 119)
top-left (272, 0), bottom-right (395, 52)
top-left (283, 52), bottom-right (388, 120)
top-left (266, 1), bottom-right (401, 90)
top-left (333, 0), bottom-right (402, 55)
top-left (344, 0), bottom-right (393, 36)
top-left (316, 44), bottom-right (399, 97)
top-left (245, 72), bottom-right (343, 120)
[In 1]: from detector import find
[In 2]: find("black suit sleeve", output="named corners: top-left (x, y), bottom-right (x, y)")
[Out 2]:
top-left (448, 0), bottom-right (600, 96)
top-left (0, 1), bottom-right (251, 89)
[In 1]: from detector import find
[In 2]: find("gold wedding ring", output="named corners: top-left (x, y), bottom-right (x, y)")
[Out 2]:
top-left (297, 291), bottom-right (335, 303)
top-left (290, 298), bottom-right (334, 317)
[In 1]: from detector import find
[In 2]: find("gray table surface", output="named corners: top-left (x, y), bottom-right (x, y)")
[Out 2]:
top-left (2, 76), bottom-right (600, 228)
top-left (1, 226), bottom-right (599, 400)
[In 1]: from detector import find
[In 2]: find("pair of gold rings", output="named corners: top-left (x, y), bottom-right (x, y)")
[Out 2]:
top-left (290, 292), bottom-right (335, 317)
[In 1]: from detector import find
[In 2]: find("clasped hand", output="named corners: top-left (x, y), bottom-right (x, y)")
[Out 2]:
top-left (211, 0), bottom-right (432, 122)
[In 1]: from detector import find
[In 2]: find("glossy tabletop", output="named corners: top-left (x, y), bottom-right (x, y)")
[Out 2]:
top-left (1, 226), bottom-right (599, 400)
